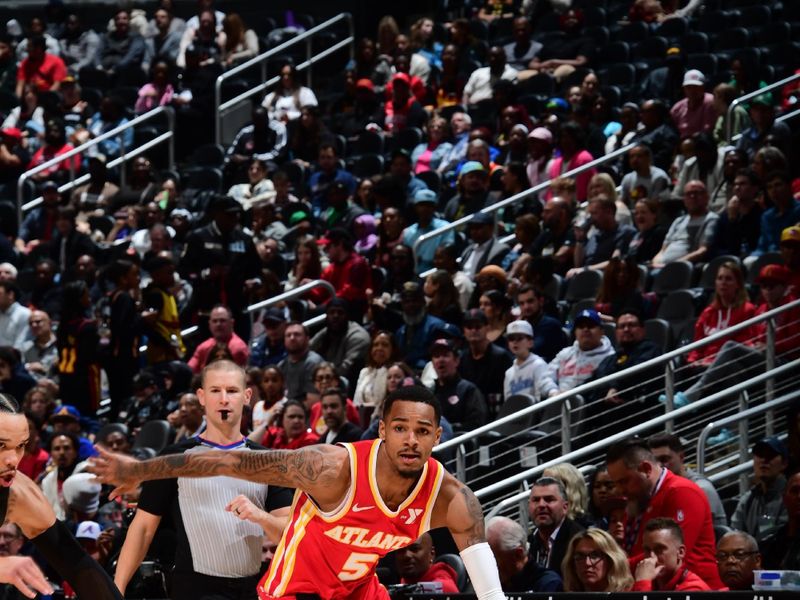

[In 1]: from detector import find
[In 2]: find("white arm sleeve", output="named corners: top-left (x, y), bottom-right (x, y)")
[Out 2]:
top-left (459, 542), bottom-right (507, 600)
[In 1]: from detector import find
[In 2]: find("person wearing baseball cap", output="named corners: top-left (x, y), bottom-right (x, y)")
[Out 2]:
top-left (780, 225), bottom-right (800, 289)
top-left (430, 337), bottom-right (487, 431)
top-left (729, 436), bottom-right (788, 543)
top-left (459, 211), bottom-right (510, 278)
top-left (503, 319), bottom-right (557, 402)
top-left (444, 160), bottom-right (491, 222)
top-left (755, 264), bottom-right (800, 360)
top-left (384, 69), bottom-right (426, 133)
top-left (460, 308), bottom-right (513, 411)
top-left (403, 188), bottom-right (455, 274)
top-left (249, 307), bottom-right (288, 368)
top-left (550, 309), bottom-right (614, 393)
top-left (737, 90), bottom-right (792, 161)
top-left (670, 68), bottom-right (715, 139)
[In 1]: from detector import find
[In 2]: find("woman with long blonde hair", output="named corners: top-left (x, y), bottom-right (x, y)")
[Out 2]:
top-left (562, 528), bottom-right (634, 592)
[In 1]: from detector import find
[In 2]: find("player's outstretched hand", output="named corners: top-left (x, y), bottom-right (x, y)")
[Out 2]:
top-left (0, 556), bottom-right (54, 598)
top-left (226, 495), bottom-right (265, 524)
top-left (87, 446), bottom-right (142, 499)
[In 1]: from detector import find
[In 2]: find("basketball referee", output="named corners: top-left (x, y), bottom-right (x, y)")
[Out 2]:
top-left (114, 360), bottom-right (292, 600)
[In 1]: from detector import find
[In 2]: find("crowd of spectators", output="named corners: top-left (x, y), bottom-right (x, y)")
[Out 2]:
top-left (0, 0), bottom-right (798, 596)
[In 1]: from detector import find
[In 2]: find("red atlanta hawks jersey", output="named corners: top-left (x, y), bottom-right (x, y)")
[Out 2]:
top-left (258, 438), bottom-right (445, 600)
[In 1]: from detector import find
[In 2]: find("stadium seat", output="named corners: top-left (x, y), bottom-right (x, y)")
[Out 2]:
top-left (737, 5), bottom-right (772, 28)
top-left (182, 167), bottom-right (223, 193)
top-left (632, 36), bottom-right (668, 65)
top-left (488, 18), bottom-right (514, 44)
top-left (584, 26), bottom-right (610, 47)
top-left (654, 16), bottom-right (688, 40)
top-left (602, 41), bottom-right (631, 64)
top-left (468, 19), bottom-right (489, 41)
top-left (583, 6), bottom-right (607, 27)
top-left (392, 127), bottom-right (424, 154)
top-left (657, 289), bottom-right (696, 342)
top-left (695, 10), bottom-right (737, 35)
top-left (190, 143), bottom-right (225, 168)
top-left (568, 299), bottom-right (596, 324)
top-left (132, 420), bottom-right (174, 454)
top-left (652, 261), bottom-right (693, 296)
top-left (417, 170), bottom-right (441, 196)
top-left (518, 73), bottom-right (556, 96)
top-left (713, 27), bottom-right (750, 52)
top-left (354, 130), bottom-right (384, 155)
top-left (644, 318), bottom-right (672, 353)
top-left (699, 255), bottom-right (741, 291)
top-left (564, 269), bottom-right (603, 302)
top-left (616, 21), bottom-right (648, 44)
top-left (351, 153), bottom-right (384, 178)
top-left (602, 322), bottom-right (616, 344)
top-left (686, 54), bottom-right (718, 77)
top-left (492, 393), bottom-right (537, 437)
top-left (599, 63), bottom-right (636, 91)
top-left (681, 31), bottom-right (710, 54)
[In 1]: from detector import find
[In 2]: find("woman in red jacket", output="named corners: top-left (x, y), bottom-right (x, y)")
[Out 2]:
top-left (260, 400), bottom-right (319, 449)
top-left (686, 261), bottom-right (757, 366)
top-left (666, 261), bottom-right (758, 410)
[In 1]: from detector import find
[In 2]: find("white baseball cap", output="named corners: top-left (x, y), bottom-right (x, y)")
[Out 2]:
top-left (76, 521), bottom-right (101, 541)
top-left (506, 320), bottom-right (534, 338)
top-left (682, 69), bottom-right (705, 87)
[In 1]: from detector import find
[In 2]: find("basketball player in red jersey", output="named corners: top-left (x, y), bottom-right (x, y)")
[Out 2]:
top-left (89, 364), bottom-right (506, 600)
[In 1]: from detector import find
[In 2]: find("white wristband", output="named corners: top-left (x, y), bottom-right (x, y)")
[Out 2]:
top-left (459, 542), bottom-right (507, 600)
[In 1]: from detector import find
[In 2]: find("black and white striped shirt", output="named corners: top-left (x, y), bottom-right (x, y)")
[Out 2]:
top-left (137, 437), bottom-right (292, 578)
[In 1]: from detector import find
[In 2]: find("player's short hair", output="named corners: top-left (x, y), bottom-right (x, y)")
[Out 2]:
top-left (648, 433), bottom-right (683, 453)
top-left (383, 385), bottom-right (441, 425)
top-left (201, 359), bottom-right (246, 387)
top-left (645, 517), bottom-right (684, 544)
top-left (0, 393), bottom-right (20, 414)
top-left (606, 437), bottom-right (655, 468)
top-left (532, 476), bottom-right (568, 501)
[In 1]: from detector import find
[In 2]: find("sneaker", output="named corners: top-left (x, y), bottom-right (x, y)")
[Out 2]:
top-left (708, 428), bottom-right (733, 446)
top-left (658, 391), bottom-right (689, 408)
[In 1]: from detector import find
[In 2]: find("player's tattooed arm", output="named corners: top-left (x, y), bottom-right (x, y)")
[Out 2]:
top-left (437, 476), bottom-right (488, 551)
top-left (89, 445), bottom-right (349, 498)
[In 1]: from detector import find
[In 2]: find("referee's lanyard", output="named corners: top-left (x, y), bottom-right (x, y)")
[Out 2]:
top-left (624, 466), bottom-right (667, 554)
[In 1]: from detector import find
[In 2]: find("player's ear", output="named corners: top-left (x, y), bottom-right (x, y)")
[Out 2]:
top-left (378, 419), bottom-right (386, 440)
top-left (434, 426), bottom-right (442, 445)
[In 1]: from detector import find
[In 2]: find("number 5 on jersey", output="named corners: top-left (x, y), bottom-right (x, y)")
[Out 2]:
top-left (338, 552), bottom-right (380, 581)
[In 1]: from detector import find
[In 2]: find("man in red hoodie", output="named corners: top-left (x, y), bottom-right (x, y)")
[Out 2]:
top-left (606, 438), bottom-right (723, 589)
top-left (321, 228), bottom-right (371, 319)
top-left (395, 533), bottom-right (459, 593)
top-left (632, 518), bottom-right (711, 591)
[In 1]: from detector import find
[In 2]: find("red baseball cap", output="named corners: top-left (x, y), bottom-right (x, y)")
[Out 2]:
top-left (756, 264), bottom-right (790, 285)
top-left (1, 127), bottom-right (22, 141)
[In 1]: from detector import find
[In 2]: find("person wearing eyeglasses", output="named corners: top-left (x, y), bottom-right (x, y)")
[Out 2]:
top-left (561, 528), bottom-right (633, 592)
top-left (632, 518), bottom-right (710, 591)
top-left (715, 531), bottom-right (761, 590)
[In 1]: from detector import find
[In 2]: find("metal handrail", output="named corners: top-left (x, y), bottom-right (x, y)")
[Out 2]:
top-left (214, 13), bottom-right (354, 144)
top-left (472, 358), bottom-right (800, 499)
top-left (730, 106), bottom-right (800, 143)
top-left (17, 106), bottom-right (175, 228)
top-left (412, 143), bottom-right (634, 269)
top-left (245, 279), bottom-right (336, 314)
top-left (726, 72), bottom-right (800, 143)
top-left (434, 296), bottom-right (800, 454)
top-left (696, 391), bottom-right (799, 475)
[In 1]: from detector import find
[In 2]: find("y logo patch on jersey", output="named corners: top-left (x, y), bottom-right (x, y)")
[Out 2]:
top-left (404, 508), bottom-right (423, 525)
top-left (676, 509), bottom-right (685, 522)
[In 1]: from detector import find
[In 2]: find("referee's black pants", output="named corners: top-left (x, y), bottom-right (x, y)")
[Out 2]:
top-left (172, 571), bottom-right (261, 600)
